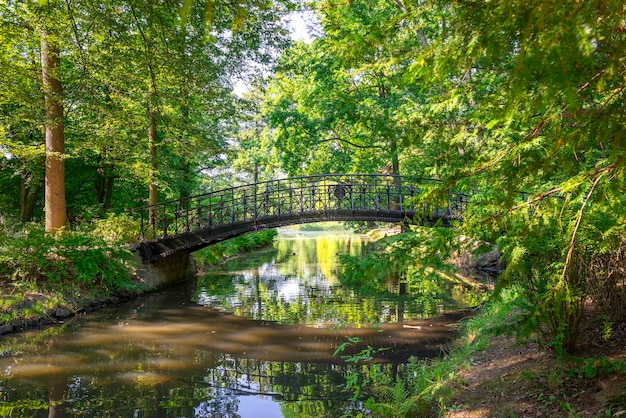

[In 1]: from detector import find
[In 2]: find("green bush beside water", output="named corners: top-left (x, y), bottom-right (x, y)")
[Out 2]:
top-left (0, 218), bottom-right (138, 289)
top-left (0, 217), bottom-right (278, 325)
top-left (193, 229), bottom-right (278, 266)
top-left (0, 215), bottom-right (141, 324)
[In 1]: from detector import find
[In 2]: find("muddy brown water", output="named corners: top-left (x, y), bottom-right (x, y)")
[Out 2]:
top-left (0, 230), bottom-right (472, 417)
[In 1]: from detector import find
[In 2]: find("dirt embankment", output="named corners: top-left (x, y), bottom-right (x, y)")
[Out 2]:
top-left (446, 328), bottom-right (626, 417)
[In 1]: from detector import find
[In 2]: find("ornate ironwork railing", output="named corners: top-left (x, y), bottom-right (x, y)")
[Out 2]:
top-left (127, 174), bottom-right (472, 262)
top-left (129, 174), bottom-right (469, 242)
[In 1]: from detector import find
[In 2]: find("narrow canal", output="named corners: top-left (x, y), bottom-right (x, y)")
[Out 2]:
top-left (0, 229), bottom-right (475, 417)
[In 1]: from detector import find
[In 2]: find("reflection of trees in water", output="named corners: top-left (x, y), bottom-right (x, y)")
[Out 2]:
top-left (197, 234), bottom-right (464, 326)
top-left (0, 233), bottom-right (469, 416)
top-left (194, 389), bottom-right (241, 418)
top-left (0, 354), bottom-right (378, 417)
top-left (273, 235), bottom-right (365, 283)
top-left (204, 356), bottom-right (364, 402)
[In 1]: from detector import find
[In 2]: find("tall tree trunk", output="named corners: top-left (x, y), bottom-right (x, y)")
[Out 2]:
top-left (389, 135), bottom-right (400, 176)
top-left (178, 97), bottom-right (193, 207)
top-left (41, 27), bottom-right (67, 233)
top-left (378, 77), bottom-right (405, 230)
top-left (377, 80), bottom-right (400, 176)
top-left (254, 163), bottom-right (259, 183)
top-left (148, 108), bottom-right (158, 225)
top-left (104, 174), bottom-right (114, 212)
top-left (129, 1), bottom-right (159, 225)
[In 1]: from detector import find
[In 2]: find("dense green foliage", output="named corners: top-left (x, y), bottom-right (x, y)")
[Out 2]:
top-left (0, 0), bottom-right (294, 319)
top-left (0, 0), bottom-right (294, 224)
top-left (340, 229), bottom-right (456, 292)
top-left (0, 216), bottom-right (139, 324)
top-left (0, 226), bottom-right (133, 289)
top-left (250, 0), bottom-right (626, 354)
top-left (1, 2), bottom-right (626, 415)
top-left (193, 228), bottom-right (278, 266)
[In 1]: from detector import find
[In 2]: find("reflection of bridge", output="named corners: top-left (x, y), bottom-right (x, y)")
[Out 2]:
top-left (130, 174), bottom-right (469, 263)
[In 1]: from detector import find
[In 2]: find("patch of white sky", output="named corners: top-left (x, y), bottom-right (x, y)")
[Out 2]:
top-left (287, 8), bottom-right (319, 43)
top-left (233, 9), bottom-right (320, 96)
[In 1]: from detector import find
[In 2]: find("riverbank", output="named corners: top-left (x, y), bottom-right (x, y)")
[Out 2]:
top-left (4, 225), bottom-right (625, 417)
top-left (370, 290), bottom-right (626, 417)
top-left (444, 332), bottom-right (626, 417)
top-left (0, 281), bottom-right (145, 335)
top-left (0, 227), bottom-right (278, 335)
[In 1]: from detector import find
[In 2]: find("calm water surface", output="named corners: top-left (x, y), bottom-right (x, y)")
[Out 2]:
top-left (0, 230), bottom-right (472, 417)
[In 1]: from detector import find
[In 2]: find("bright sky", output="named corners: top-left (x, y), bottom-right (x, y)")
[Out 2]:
top-left (287, 9), bottom-right (318, 43)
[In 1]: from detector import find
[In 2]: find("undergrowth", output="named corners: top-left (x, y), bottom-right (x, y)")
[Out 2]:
top-left (370, 291), bottom-right (513, 417)
top-left (333, 289), bottom-right (517, 417)
top-left (339, 285), bottom-right (626, 417)
top-left (0, 215), bottom-right (140, 324)
top-left (193, 229), bottom-right (278, 266)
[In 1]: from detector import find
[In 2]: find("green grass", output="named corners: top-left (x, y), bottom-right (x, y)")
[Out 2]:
top-left (194, 229), bottom-right (278, 266)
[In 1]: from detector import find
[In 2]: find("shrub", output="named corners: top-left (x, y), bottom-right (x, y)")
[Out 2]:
top-left (89, 212), bottom-right (141, 245)
top-left (492, 198), bottom-right (626, 353)
top-left (194, 229), bottom-right (278, 266)
top-left (0, 224), bottom-right (135, 293)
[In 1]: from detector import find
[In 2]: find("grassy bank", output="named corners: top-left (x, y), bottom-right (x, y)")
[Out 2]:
top-left (354, 288), bottom-right (626, 417)
top-left (0, 215), bottom-right (143, 333)
top-left (330, 227), bottom-right (626, 416)
top-left (192, 228), bottom-right (278, 268)
top-left (0, 217), bottom-right (278, 334)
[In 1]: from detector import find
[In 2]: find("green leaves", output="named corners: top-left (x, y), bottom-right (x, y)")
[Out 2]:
top-left (262, 0), bottom-right (436, 176)
top-left (0, 223), bottom-right (135, 292)
top-left (1, 0), bottom-right (295, 222)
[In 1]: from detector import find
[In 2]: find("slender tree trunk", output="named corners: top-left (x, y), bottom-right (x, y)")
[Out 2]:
top-left (41, 27), bottom-right (67, 233)
top-left (20, 171), bottom-right (43, 222)
top-left (178, 99), bottom-right (193, 207)
top-left (104, 174), bottom-right (113, 211)
top-left (389, 135), bottom-right (400, 176)
top-left (129, 1), bottom-right (160, 225)
top-left (148, 108), bottom-right (158, 225)
top-left (95, 171), bottom-right (105, 204)
top-left (95, 165), bottom-right (115, 212)
top-left (254, 163), bottom-right (259, 183)
top-left (377, 80), bottom-right (400, 176)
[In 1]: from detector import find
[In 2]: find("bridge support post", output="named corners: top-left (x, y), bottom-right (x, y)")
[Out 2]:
top-left (132, 249), bottom-right (196, 290)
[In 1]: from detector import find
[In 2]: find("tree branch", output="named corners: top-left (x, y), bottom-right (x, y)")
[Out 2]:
top-left (561, 168), bottom-right (610, 279)
top-left (318, 137), bottom-right (380, 149)
top-left (389, 0), bottom-right (429, 47)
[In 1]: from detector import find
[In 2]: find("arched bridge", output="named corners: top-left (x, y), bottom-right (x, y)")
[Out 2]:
top-left (130, 174), bottom-right (469, 263)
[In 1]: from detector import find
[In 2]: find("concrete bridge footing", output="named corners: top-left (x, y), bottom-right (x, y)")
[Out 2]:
top-left (132, 247), bottom-right (196, 290)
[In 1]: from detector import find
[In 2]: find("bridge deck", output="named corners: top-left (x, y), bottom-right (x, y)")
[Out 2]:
top-left (129, 174), bottom-right (468, 263)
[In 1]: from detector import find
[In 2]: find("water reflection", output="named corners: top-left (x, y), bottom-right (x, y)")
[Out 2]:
top-left (196, 230), bottom-right (465, 326)
top-left (0, 230), bottom-right (470, 417)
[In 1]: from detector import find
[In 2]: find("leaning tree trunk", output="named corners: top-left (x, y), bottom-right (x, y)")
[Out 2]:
top-left (41, 28), bottom-right (67, 233)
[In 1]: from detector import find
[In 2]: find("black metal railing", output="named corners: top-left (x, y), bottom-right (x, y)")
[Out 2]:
top-left (129, 174), bottom-right (469, 242)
